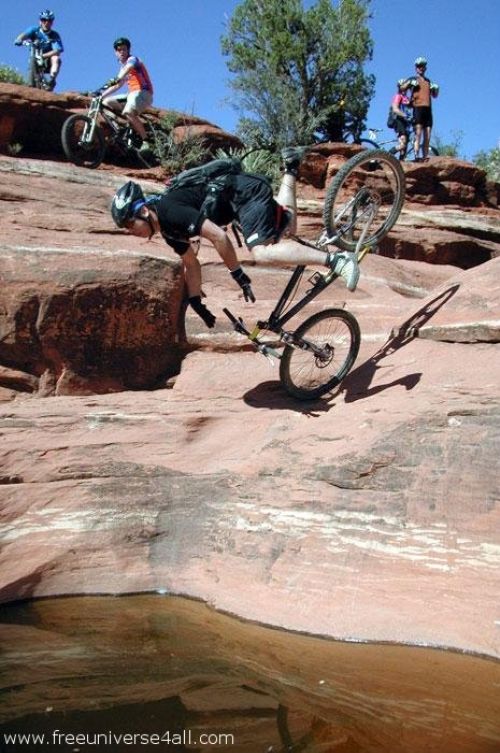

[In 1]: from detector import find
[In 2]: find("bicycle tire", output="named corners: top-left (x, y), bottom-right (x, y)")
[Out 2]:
top-left (28, 56), bottom-right (40, 89)
top-left (61, 114), bottom-right (106, 169)
top-left (279, 308), bottom-right (360, 400)
top-left (429, 145), bottom-right (440, 157)
top-left (357, 138), bottom-right (379, 150)
top-left (323, 149), bottom-right (405, 252)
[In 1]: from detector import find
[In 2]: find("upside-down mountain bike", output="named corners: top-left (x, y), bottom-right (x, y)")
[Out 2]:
top-left (61, 90), bottom-right (158, 169)
top-left (224, 149), bottom-right (406, 400)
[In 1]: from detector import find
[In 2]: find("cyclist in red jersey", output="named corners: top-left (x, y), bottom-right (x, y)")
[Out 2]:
top-left (101, 37), bottom-right (154, 153)
top-left (403, 57), bottom-right (439, 161)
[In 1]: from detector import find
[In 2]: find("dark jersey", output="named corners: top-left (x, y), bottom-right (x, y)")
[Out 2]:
top-left (155, 173), bottom-right (279, 255)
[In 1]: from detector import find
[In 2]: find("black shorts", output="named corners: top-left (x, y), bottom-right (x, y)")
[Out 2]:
top-left (413, 106), bottom-right (433, 128)
top-left (231, 174), bottom-right (279, 249)
top-left (393, 117), bottom-right (409, 136)
top-left (155, 173), bottom-right (279, 254)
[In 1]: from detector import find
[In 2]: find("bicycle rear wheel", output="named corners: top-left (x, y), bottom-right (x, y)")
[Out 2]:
top-left (61, 114), bottom-right (106, 169)
top-left (323, 149), bottom-right (405, 252)
top-left (279, 309), bottom-right (360, 400)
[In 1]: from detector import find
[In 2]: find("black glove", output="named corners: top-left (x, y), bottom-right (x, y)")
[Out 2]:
top-left (189, 296), bottom-right (216, 329)
top-left (231, 268), bottom-right (256, 303)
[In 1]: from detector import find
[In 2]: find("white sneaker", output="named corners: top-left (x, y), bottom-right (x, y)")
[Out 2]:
top-left (330, 252), bottom-right (360, 292)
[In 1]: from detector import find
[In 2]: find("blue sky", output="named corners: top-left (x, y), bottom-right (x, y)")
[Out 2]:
top-left (2, 0), bottom-right (499, 160)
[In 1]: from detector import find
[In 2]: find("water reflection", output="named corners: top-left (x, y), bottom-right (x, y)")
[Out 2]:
top-left (0, 595), bottom-right (498, 752)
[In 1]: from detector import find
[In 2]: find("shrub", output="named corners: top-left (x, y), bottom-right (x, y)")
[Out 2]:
top-left (0, 63), bottom-right (26, 85)
top-left (473, 146), bottom-right (500, 183)
top-left (216, 146), bottom-right (281, 189)
top-left (432, 129), bottom-right (464, 158)
top-left (151, 113), bottom-right (212, 175)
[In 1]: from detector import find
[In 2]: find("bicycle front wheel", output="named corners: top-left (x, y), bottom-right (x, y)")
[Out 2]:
top-left (61, 114), bottom-right (106, 168)
top-left (323, 149), bottom-right (405, 252)
top-left (279, 309), bottom-right (360, 400)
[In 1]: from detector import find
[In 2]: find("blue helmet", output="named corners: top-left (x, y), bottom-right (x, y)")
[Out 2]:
top-left (40, 9), bottom-right (55, 21)
top-left (111, 181), bottom-right (145, 228)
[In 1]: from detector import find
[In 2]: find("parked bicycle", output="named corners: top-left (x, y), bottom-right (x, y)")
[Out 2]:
top-left (224, 149), bottom-right (405, 400)
top-left (61, 89), bottom-right (159, 169)
top-left (352, 126), bottom-right (439, 160)
top-left (22, 40), bottom-right (53, 91)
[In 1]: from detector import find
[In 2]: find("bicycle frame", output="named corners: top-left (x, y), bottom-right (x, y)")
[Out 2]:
top-left (224, 233), bottom-right (373, 362)
top-left (24, 41), bottom-right (51, 89)
top-left (81, 96), bottom-right (122, 144)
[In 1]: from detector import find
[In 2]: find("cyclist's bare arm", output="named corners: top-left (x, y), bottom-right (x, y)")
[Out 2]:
top-left (199, 219), bottom-right (240, 272)
top-left (102, 61), bottom-right (135, 98)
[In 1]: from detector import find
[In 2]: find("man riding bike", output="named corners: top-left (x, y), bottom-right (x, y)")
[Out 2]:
top-left (14, 9), bottom-right (63, 91)
top-left (101, 37), bottom-right (154, 155)
top-left (110, 148), bottom-right (360, 329)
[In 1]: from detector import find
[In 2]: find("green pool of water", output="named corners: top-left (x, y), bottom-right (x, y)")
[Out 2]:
top-left (0, 595), bottom-right (499, 752)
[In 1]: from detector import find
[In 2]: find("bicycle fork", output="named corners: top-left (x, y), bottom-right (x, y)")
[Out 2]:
top-left (223, 308), bottom-right (281, 364)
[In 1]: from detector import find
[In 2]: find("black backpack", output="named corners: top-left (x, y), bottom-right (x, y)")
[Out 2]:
top-left (387, 107), bottom-right (397, 129)
top-left (164, 158), bottom-right (243, 193)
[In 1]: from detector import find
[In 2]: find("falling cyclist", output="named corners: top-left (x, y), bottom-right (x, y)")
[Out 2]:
top-left (110, 148), bottom-right (359, 329)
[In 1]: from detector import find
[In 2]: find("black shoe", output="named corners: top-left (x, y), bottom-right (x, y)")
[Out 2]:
top-left (281, 145), bottom-right (309, 176)
top-left (46, 75), bottom-right (56, 91)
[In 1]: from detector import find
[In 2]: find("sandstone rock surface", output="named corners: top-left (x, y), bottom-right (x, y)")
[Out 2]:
top-left (0, 83), bottom-right (242, 159)
top-left (0, 151), bottom-right (499, 669)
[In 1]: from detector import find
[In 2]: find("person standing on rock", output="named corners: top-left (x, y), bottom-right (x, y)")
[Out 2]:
top-left (14, 9), bottom-right (63, 91)
top-left (389, 80), bottom-right (411, 160)
top-left (100, 37), bottom-right (154, 155)
top-left (110, 148), bottom-right (359, 329)
top-left (403, 56), bottom-right (439, 161)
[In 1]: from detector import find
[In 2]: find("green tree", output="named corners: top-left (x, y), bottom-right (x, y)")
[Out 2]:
top-left (221, 0), bottom-right (375, 148)
top-left (473, 145), bottom-right (500, 183)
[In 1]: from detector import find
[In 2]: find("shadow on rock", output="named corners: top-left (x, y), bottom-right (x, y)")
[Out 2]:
top-left (343, 284), bottom-right (460, 403)
top-left (243, 380), bottom-right (333, 416)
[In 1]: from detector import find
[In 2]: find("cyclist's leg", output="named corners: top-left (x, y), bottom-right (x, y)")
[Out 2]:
top-left (252, 238), bottom-right (359, 291)
top-left (122, 90), bottom-right (152, 141)
top-left (413, 124), bottom-right (422, 160)
top-left (102, 93), bottom-right (127, 113)
top-left (422, 109), bottom-right (433, 159)
top-left (276, 173), bottom-right (297, 234)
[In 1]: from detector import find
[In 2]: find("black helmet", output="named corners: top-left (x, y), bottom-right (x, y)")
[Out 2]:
top-left (111, 181), bottom-right (145, 228)
top-left (113, 37), bottom-right (131, 51)
top-left (40, 9), bottom-right (55, 21)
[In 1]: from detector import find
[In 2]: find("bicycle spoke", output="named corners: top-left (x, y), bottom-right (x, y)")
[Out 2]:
top-left (280, 309), bottom-right (360, 400)
top-left (323, 150), bottom-right (405, 252)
